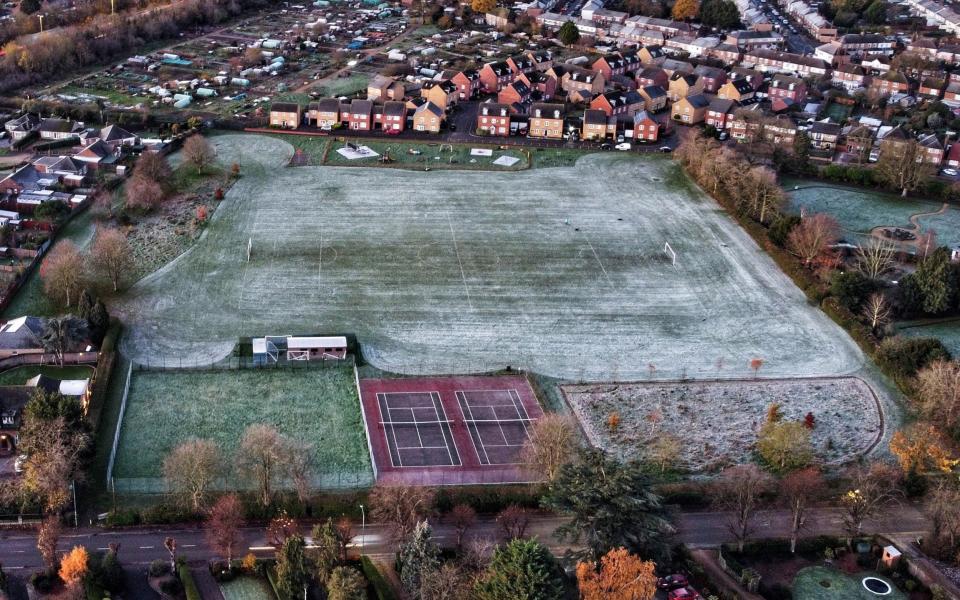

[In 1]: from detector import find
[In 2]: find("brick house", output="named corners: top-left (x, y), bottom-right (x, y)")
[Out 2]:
top-left (763, 117), bottom-right (797, 145)
top-left (476, 102), bottom-right (511, 136)
top-left (869, 71), bottom-right (910, 97)
top-left (638, 45), bottom-right (665, 64)
top-left (717, 77), bottom-right (756, 102)
top-left (498, 80), bottom-right (533, 110)
top-left (592, 51), bottom-right (642, 79)
top-left (671, 94), bottom-right (709, 124)
top-left (945, 82), bottom-right (960, 106)
top-left (452, 69), bottom-right (481, 100)
top-left (412, 101), bottom-right (444, 133)
top-left (918, 133), bottom-right (945, 165)
top-left (919, 78), bottom-right (946, 99)
top-left (693, 65), bottom-right (727, 93)
top-left (381, 101), bottom-right (407, 133)
top-left (507, 55), bottom-right (536, 76)
top-left (269, 102), bottom-right (302, 129)
top-left (768, 74), bottom-right (807, 103)
top-left (421, 80), bottom-right (458, 110)
top-left (38, 118), bottom-right (84, 140)
top-left (479, 61), bottom-right (514, 93)
top-left (518, 71), bottom-right (558, 100)
top-left (705, 97), bottom-right (736, 129)
top-left (745, 49), bottom-right (829, 76)
top-left (633, 110), bottom-right (659, 141)
top-left (832, 63), bottom-right (867, 91)
top-left (529, 103), bottom-right (565, 139)
top-left (559, 67), bottom-right (606, 99)
top-left (639, 85), bottom-right (668, 112)
top-left (343, 99), bottom-right (373, 131)
top-left (307, 99), bottom-right (342, 128)
top-left (582, 109), bottom-right (609, 140)
top-left (525, 50), bottom-right (554, 71)
top-left (730, 67), bottom-right (764, 90)
top-left (636, 67), bottom-right (668, 88)
top-left (809, 121), bottom-right (841, 151)
top-left (667, 72), bottom-right (703, 102)
top-left (590, 90), bottom-right (644, 117)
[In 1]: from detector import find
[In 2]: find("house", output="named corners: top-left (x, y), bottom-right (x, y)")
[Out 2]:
top-left (710, 43), bottom-right (742, 65)
top-left (869, 71), bottom-right (910, 97)
top-left (671, 94), bottom-right (709, 124)
top-left (638, 45), bottom-right (665, 64)
top-left (525, 50), bottom-right (554, 72)
top-left (833, 63), bottom-right (867, 91)
top-left (0, 316), bottom-right (46, 359)
top-left (560, 67), bottom-right (606, 98)
top-left (367, 75), bottom-right (394, 101)
top-left (918, 133), bottom-right (945, 165)
top-left (452, 69), bottom-right (481, 100)
top-left (72, 139), bottom-right (118, 170)
top-left (693, 65), bottom-right (727, 93)
top-left (668, 73), bottom-right (704, 102)
top-left (717, 77), bottom-right (756, 102)
top-left (582, 109), bottom-right (609, 140)
top-left (507, 55), bottom-right (536, 76)
top-left (590, 90), bottom-right (644, 117)
top-left (730, 67), bottom-right (764, 90)
top-left (498, 80), bottom-right (533, 111)
top-left (944, 142), bottom-right (960, 167)
top-left (381, 101), bottom-right (407, 133)
top-left (639, 85), bottom-right (668, 112)
top-left (413, 102), bottom-right (444, 133)
top-left (809, 121), bottom-right (841, 151)
top-left (519, 71), bottom-right (558, 100)
top-left (269, 102), bottom-right (301, 129)
top-left (343, 99), bottom-right (373, 131)
top-left (38, 118), bottom-right (83, 141)
top-left (476, 102), bottom-right (511, 136)
top-left (3, 114), bottom-right (40, 142)
top-left (592, 51), bottom-right (641, 79)
top-left (633, 110), bottom-right (659, 141)
top-left (837, 33), bottom-right (896, 57)
top-left (307, 99), bottom-right (342, 128)
top-left (636, 67), bottom-right (668, 88)
top-left (745, 49), bottom-right (829, 76)
top-left (528, 103), bottom-right (565, 139)
top-left (729, 108), bottom-right (765, 141)
top-left (706, 97), bottom-right (736, 129)
top-left (97, 124), bottom-right (138, 147)
top-left (0, 387), bottom-right (33, 456)
top-left (32, 156), bottom-right (85, 187)
top-left (479, 61), bottom-right (514, 93)
top-left (421, 80), bottom-right (458, 110)
top-left (919, 78), bottom-right (946, 99)
top-left (660, 58), bottom-right (694, 77)
top-left (945, 81), bottom-right (960, 106)
top-left (763, 117), bottom-right (798, 145)
top-left (768, 74), bottom-right (807, 103)
top-left (814, 41), bottom-right (845, 65)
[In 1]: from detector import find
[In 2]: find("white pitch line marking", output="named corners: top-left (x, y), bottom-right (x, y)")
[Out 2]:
top-left (447, 211), bottom-right (473, 311)
top-left (585, 238), bottom-right (610, 283)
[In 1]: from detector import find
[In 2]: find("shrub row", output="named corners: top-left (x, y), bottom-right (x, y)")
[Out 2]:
top-left (434, 485), bottom-right (541, 513)
top-left (178, 564), bottom-right (201, 600)
top-left (361, 556), bottom-right (398, 600)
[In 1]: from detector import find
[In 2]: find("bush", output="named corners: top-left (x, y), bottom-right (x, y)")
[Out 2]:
top-left (434, 485), bottom-right (540, 513)
top-left (29, 570), bottom-right (57, 593)
top-left (767, 214), bottom-right (800, 248)
top-left (149, 559), bottom-right (169, 578)
top-left (159, 577), bottom-right (183, 596)
top-left (830, 271), bottom-right (878, 312)
top-left (105, 509), bottom-right (140, 527)
top-left (361, 556), bottom-right (397, 600)
top-left (875, 336), bottom-right (951, 380)
top-left (179, 564), bottom-right (201, 600)
top-left (141, 503), bottom-right (203, 525)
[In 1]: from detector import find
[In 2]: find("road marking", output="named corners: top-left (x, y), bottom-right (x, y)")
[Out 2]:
top-left (6, 566), bottom-right (24, 570)
top-left (183, 544), bottom-right (196, 548)
top-left (97, 547), bottom-right (111, 551)
top-left (249, 546), bottom-right (273, 551)
top-left (139, 546), bottom-right (154, 549)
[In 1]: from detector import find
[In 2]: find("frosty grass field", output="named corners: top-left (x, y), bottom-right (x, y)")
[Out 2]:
top-left (111, 365), bottom-right (373, 489)
top-left (115, 134), bottom-right (864, 382)
top-left (564, 377), bottom-right (882, 472)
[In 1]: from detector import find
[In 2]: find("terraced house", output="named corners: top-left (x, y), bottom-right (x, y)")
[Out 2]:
top-left (528, 103), bottom-right (565, 139)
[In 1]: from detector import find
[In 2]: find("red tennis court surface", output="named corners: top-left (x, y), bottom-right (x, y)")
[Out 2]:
top-left (359, 375), bottom-right (544, 486)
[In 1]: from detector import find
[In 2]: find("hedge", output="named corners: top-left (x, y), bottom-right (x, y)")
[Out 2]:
top-left (361, 556), bottom-right (397, 600)
top-left (32, 136), bottom-right (80, 152)
top-left (86, 320), bottom-right (121, 432)
top-left (178, 564), bottom-right (201, 600)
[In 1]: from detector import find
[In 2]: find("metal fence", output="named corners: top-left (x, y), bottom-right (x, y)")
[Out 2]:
top-left (131, 354), bottom-right (357, 372)
top-left (110, 471), bottom-right (374, 496)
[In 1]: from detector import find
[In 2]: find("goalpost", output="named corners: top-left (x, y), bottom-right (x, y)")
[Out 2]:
top-left (246, 238), bottom-right (252, 262)
top-left (664, 241), bottom-right (677, 266)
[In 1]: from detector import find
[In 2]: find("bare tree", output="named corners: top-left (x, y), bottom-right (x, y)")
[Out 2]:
top-left (740, 166), bottom-right (784, 224)
top-left (41, 316), bottom-right (85, 367)
top-left (787, 213), bottom-right (840, 267)
top-left (519, 413), bottom-right (578, 482)
top-left (286, 440), bottom-right (314, 506)
top-left (781, 468), bottom-right (825, 553)
top-left (928, 482), bottom-right (960, 549)
top-left (236, 424), bottom-right (292, 507)
top-left (162, 438), bottom-right (221, 512)
top-left (135, 151), bottom-right (172, 186)
top-left (647, 434), bottom-right (682, 473)
top-left (266, 512), bottom-right (299, 549)
top-left (917, 228), bottom-right (938, 260)
top-left (856, 239), bottom-right (897, 280)
top-left (875, 139), bottom-right (934, 197)
top-left (447, 504), bottom-right (476, 550)
top-left (420, 563), bottom-right (469, 600)
top-left (164, 537), bottom-right (177, 574)
top-left (40, 241), bottom-right (85, 307)
top-left (183, 134), bottom-right (215, 175)
top-left (840, 462), bottom-right (902, 542)
top-left (19, 416), bottom-right (89, 512)
top-left (206, 493), bottom-right (244, 565)
top-left (37, 516), bottom-right (62, 571)
top-left (916, 360), bottom-right (960, 435)
top-left (368, 484), bottom-right (435, 542)
top-left (90, 227), bottom-right (133, 292)
top-left (713, 465), bottom-right (772, 552)
top-left (863, 293), bottom-right (892, 332)
top-left (125, 173), bottom-right (165, 212)
top-left (496, 505), bottom-right (531, 541)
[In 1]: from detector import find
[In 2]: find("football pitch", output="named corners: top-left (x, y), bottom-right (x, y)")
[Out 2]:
top-left (115, 134), bottom-right (863, 381)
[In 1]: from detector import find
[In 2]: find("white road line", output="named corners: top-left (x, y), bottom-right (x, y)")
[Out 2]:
top-left (5, 566), bottom-right (24, 570)
top-left (447, 211), bottom-right (473, 310)
top-left (183, 544), bottom-right (196, 548)
top-left (139, 546), bottom-right (154, 549)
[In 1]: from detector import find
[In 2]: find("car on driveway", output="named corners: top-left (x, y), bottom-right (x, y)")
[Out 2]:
top-left (659, 145), bottom-right (673, 152)
top-left (668, 586), bottom-right (704, 600)
top-left (615, 142), bottom-right (632, 151)
top-left (658, 574), bottom-right (689, 590)
top-left (943, 168), bottom-right (958, 176)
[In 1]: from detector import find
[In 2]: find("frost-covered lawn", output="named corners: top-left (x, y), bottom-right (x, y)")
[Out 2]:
top-left (114, 134), bottom-right (863, 381)
top-left (220, 576), bottom-right (275, 600)
top-left (112, 365), bottom-right (372, 489)
top-left (899, 320), bottom-right (960, 357)
top-left (563, 377), bottom-right (881, 472)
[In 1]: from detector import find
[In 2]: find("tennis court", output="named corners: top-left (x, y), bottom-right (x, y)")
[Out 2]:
top-left (359, 375), bottom-right (543, 485)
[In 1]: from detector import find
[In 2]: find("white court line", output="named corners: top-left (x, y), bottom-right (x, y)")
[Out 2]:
top-left (447, 211), bottom-right (474, 310)
top-left (432, 391), bottom-right (456, 466)
top-left (456, 391), bottom-right (488, 465)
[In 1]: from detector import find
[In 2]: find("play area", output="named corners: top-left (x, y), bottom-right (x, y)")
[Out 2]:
top-left (792, 567), bottom-right (906, 600)
top-left (359, 375), bottom-right (543, 485)
top-left (114, 134), bottom-right (864, 381)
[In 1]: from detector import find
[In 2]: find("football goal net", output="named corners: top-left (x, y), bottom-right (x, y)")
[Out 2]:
top-left (664, 242), bottom-right (677, 266)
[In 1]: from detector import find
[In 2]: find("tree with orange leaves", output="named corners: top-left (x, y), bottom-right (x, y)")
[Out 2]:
top-left (59, 546), bottom-right (89, 589)
top-left (890, 423), bottom-right (957, 474)
top-left (576, 547), bottom-right (657, 600)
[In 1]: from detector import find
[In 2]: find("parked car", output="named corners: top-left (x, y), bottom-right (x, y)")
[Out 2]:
top-left (616, 134), bottom-right (626, 142)
top-left (600, 143), bottom-right (612, 150)
top-left (658, 574), bottom-right (689, 590)
top-left (615, 142), bottom-right (632, 151)
top-left (942, 168), bottom-right (958, 176)
top-left (668, 587), bottom-right (703, 600)
top-left (659, 146), bottom-right (673, 152)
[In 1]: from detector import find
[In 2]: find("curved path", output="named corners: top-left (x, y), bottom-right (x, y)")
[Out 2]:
top-left (867, 202), bottom-right (948, 249)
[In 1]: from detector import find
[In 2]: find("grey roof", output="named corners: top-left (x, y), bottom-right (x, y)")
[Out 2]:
top-left (583, 109), bottom-right (608, 125)
top-left (415, 101), bottom-right (443, 117)
top-left (270, 102), bottom-right (301, 113)
top-left (809, 121), bottom-right (841, 136)
top-left (708, 97), bottom-right (735, 112)
top-left (383, 101), bottom-right (407, 117)
top-left (309, 98), bottom-right (341, 112)
top-left (531, 103), bottom-right (564, 118)
top-left (684, 94), bottom-right (710, 108)
top-left (38, 118), bottom-right (81, 134)
top-left (100, 124), bottom-right (135, 141)
top-left (0, 316), bottom-right (45, 351)
top-left (479, 102), bottom-right (510, 116)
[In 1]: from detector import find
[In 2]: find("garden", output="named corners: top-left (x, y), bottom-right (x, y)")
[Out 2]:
top-left (563, 378), bottom-right (882, 472)
top-left (111, 364), bottom-right (373, 493)
top-left (0, 364), bottom-right (94, 386)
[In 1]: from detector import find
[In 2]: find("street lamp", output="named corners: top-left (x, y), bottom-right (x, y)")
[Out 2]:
top-left (359, 504), bottom-right (365, 556)
top-left (37, 14), bottom-right (44, 32)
